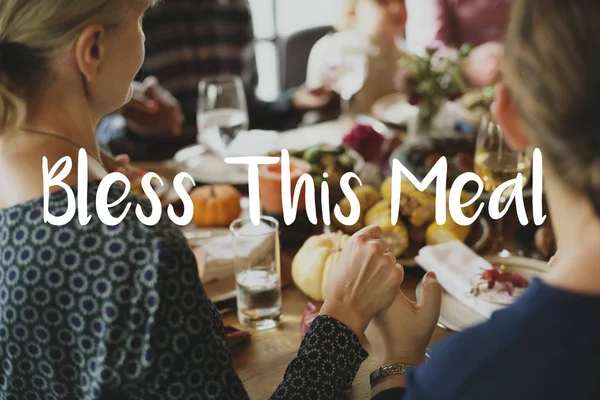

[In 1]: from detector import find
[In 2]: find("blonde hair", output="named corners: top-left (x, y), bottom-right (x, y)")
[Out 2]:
top-left (0, 0), bottom-right (157, 132)
top-left (504, 0), bottom-right (600, 214)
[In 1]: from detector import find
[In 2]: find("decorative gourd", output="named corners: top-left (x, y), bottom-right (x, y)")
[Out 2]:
top-left (364, 200), bottom-right (410, 257)
top-left (292, 231), bottom-right (350, 302)
top-left (191, 185), bottom-right (242, 227)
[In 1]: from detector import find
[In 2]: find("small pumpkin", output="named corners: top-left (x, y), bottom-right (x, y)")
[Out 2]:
top-left (292, 231), bottom-right (350, 302)
top-left (191, 185), bottom-right (242, 227)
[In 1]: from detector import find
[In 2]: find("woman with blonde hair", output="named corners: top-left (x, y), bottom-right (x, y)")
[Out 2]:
top-left (366, 0), bottom-right (600, 398)
top-left (0, 0), bottom-right (412, 398)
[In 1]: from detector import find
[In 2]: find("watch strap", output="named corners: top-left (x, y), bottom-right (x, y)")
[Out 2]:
top-left (370, 364), bottom-right (416, 387)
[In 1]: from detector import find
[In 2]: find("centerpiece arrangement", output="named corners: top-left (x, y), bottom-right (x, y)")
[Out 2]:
top-left (395, 43), bottom-right (472, 137)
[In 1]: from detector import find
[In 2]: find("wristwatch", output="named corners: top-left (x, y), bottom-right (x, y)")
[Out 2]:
top-left (370, 364), bottom-right (416, 387)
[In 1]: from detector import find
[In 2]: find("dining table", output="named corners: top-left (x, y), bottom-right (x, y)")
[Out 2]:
top-left (222, 251), bottom-right (452, 400)
top-left (137, 116), bottom-right (538, 400)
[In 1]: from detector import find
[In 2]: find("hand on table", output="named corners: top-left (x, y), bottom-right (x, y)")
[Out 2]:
top-left (463, 42), bottom-right (504, 87)
top-left (319, 225), bottom-right (405, 337)
top-left (292, 85), bottom-right (335, 112)
top-left (365, 271), bottom-right (442, 367)
top-left (117, 76), bottom-right (185, 136)
top-left (100, 151), bottom-right (144, 181)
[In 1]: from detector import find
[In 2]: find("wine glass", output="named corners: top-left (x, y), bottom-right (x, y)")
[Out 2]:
top-left (197, 74), bottom-right (249, 155)
top-left (324, 36), bottom-right (369, 118)
top-left (474, 115), bottom-right (532, 257)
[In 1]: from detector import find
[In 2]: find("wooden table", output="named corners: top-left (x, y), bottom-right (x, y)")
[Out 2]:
top-left (222, 257), bottom-right (452, 400)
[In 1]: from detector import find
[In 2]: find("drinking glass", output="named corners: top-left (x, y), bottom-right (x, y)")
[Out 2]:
top-left (230, 216), bottom-right (281, 330)
top-left (197, 74), bottom-right (249, 155)
top-left (324, 36), bottom-right (369, 118)
top-left (474, 115), bottom-right (532, 257)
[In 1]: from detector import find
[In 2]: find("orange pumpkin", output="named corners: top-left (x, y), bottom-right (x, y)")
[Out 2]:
top-left (191, 185), bottom-right (242, 227)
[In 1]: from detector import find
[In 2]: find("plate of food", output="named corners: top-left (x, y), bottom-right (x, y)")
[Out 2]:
top-left (328, 179), bottom-right (490, 267)
top-left (371, 93), bottom-right (419, 128)
top-left (390, 136), bottom-right (533, 202)
top-left (264, 144), bottom-right (365, 208)
top-left (417, 255), bottom-right (548, 331)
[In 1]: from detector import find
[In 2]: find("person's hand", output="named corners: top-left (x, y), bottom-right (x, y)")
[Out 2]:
top-left (100, 151), bottom-right (144, 181)
top-left (117, 76), bottom-right (185, 136)
top-left (462, 42), bottom-right (504, 87)
top-left (292, 85), bottom-right (335, 112)
top-left (319, 225), bottom-right (405, 336)
top-left (365, 271), bottom-right (442, 367)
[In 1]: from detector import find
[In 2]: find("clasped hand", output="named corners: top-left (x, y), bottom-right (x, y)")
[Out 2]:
top-left (320, 225), bottom-right (442, 370)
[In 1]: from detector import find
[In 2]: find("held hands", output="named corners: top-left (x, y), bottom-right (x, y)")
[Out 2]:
top-left (320, 225), bottom-right (405, 336)
top-left (365, 272), bottom-right (442, 367)
top-left (116, 76), bottom-right (185, 136)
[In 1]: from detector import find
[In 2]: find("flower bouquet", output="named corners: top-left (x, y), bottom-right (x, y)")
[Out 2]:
top-left (395, 42), bottom-right (472, 135)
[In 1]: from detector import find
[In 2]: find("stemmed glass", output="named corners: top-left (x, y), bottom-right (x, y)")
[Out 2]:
top-left (197, 74), bottom-right (249, 156)
top-left (324, 35), bottom-right (369, 118)
top-left (474, 115), bottom-right (532, 257)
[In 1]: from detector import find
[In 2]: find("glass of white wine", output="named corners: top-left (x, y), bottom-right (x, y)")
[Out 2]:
top-left (197, 74), bottom-right (249, 156)
top-left (474, 115), bottom-right (532, 257)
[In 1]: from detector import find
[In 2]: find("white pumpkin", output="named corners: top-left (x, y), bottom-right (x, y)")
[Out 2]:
top-left (291, 231), bottom-right (350, 302)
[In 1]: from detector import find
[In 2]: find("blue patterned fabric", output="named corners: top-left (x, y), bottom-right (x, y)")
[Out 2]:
top-left (0, 181), bottom-right (367, 399)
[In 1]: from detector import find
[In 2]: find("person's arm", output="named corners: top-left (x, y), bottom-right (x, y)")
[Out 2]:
top-left (269, 316), bottom-right (368, 399)
top-left (434, 0), bottom-right (456, 46)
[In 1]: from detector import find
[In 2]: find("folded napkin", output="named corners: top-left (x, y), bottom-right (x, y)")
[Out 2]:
top-left (199, 221), bottom-right (275, 283)
top-left (415, 241), bottom-right (507, 318)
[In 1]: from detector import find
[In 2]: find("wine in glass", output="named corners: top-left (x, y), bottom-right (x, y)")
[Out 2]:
top-left (197, 74), bottom-right (249, 155)
top-left (474, 115), bottom-right (532, 257)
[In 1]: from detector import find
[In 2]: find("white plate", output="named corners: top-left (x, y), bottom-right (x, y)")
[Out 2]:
top-left (416, 255), bottom-right (548, 332)
top-left (372, 93), bottom-right (419, 127)
top-left (173, 144), bottom-right (250, 185)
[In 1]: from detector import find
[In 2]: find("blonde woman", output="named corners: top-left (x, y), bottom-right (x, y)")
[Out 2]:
top-left (0, 0), bottom-right (410, 398)
top-left (367, 0), bottom-right (600, 398)
top-left (306, 0), bottom-right (409, 116)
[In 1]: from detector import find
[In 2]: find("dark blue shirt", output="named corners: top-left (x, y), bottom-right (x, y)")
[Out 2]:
top-left (376, 279), bottom-right (600, 399)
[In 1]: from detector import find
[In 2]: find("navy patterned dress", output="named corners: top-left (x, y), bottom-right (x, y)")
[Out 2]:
top-left (0, 181), bottom-right (367, 399)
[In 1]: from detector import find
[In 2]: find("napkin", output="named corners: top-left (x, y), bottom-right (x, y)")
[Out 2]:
top-left (199, 221), bottom-right (275, 283)
top-left (415, 241), bottom-right (506, 318)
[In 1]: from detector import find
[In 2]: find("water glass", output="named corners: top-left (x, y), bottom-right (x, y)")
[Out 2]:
top-left (197, 74), bottom-right (249, 154)
top-left (230, 216), bottom-right (281, 330)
